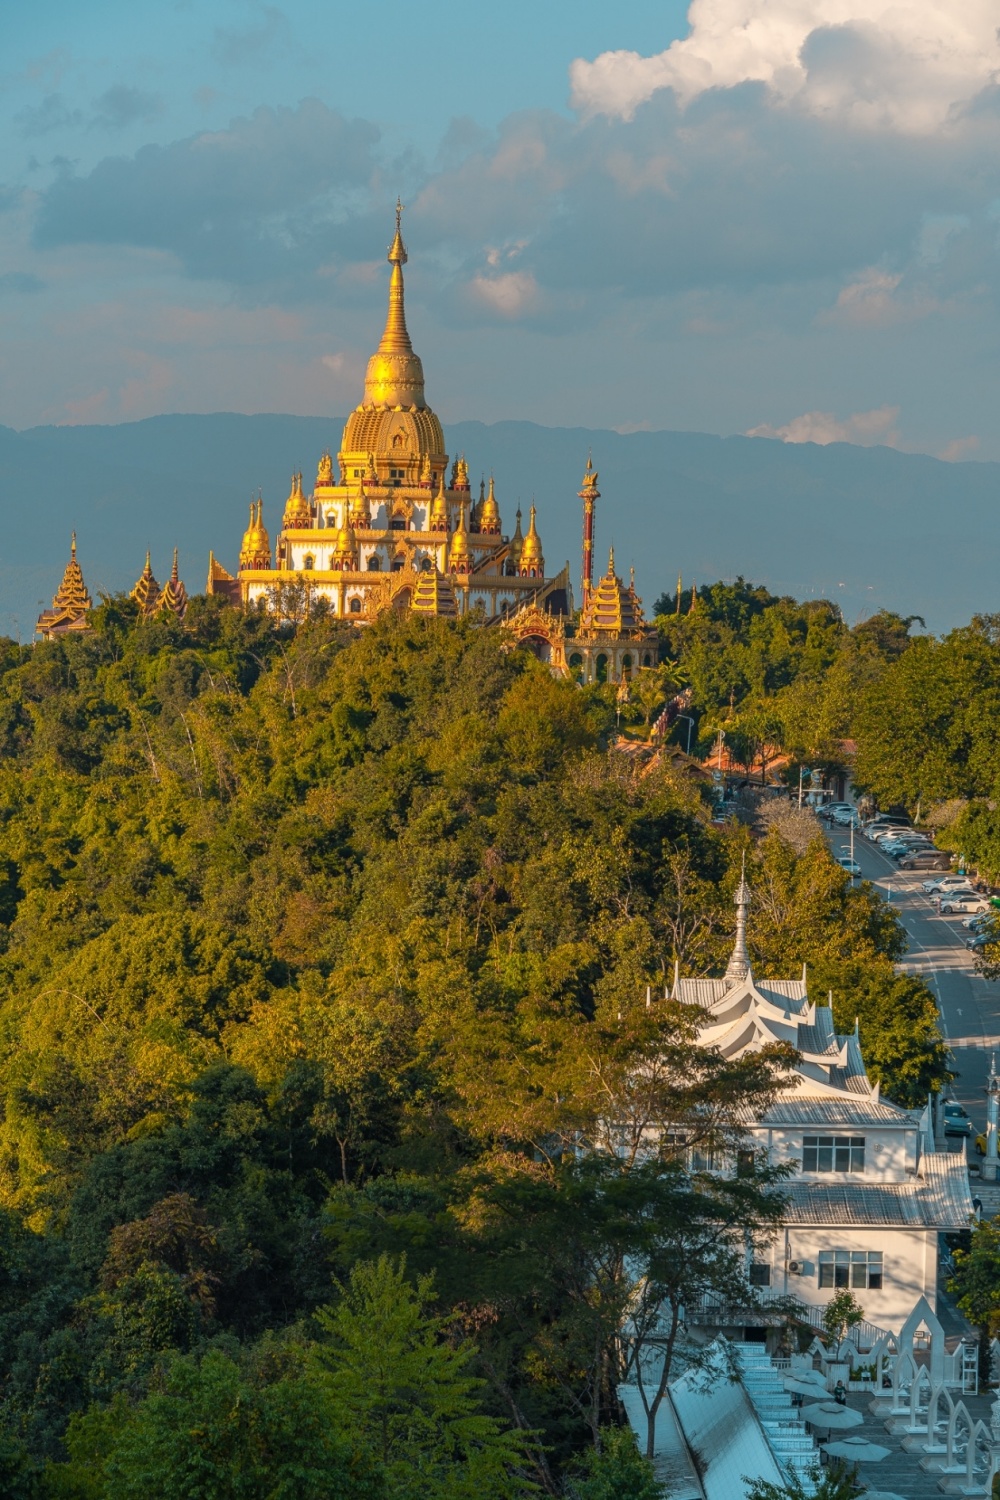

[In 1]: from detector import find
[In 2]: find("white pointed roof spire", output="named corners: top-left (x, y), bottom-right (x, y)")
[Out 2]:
top-left (724, 853), bottom-right (752, 987)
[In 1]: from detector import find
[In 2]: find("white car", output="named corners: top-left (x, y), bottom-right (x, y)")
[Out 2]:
top-left (940, 894), bottom-right (991, 915)
top-left (869, 826), bottom-right (913, 843)
top-left (837, 857), bottom-right (862, 875)
top-left (923, 875), bottom-right (975, 894)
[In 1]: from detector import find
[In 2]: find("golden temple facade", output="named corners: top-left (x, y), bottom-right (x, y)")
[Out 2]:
top-left (207, 204), bottom-right (571, 624)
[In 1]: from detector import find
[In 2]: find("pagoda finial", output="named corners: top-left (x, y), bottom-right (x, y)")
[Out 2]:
top-left (676, 571), bottom-right (683, 615)
top-left (724, 854), bottom-right (752, 986)
top-left (71, 531), bottom-right (77, 559)
top-left (608, 544), bottom-right (615, 575)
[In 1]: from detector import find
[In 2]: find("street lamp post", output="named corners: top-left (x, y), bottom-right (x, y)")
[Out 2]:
top-left (676, 714), bottom-right (695, 755)
top-left (984, 1055), bottom-right (1000, 1184)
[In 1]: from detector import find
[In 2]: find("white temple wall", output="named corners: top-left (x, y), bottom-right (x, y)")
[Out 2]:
top-left (767, 1225), bottom-right (936, 1333)
top-left (759, 1124), bottom-right (918, 1183)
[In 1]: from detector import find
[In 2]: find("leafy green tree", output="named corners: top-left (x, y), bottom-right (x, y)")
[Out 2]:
top-left (55, 1349), bottom-right (384, 1500)
top-left (564, 1427), bottom-right (660, 1499)
top-left (313, 1254), bottom-right (533, 1500)
top-left (745, 1462), bottom-right (859, 1500)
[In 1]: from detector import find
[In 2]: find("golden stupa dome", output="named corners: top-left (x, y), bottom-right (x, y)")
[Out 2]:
top-left (240, 499), bottom-right (272, 570)
top-left (282, 472), bottom-right (312, 529)
top-left (331, 519), bottom-right (357, 568)
top-left (340, 203), bottom-right (446, 469)
top-left (519, 504), bottom-right (544, 572)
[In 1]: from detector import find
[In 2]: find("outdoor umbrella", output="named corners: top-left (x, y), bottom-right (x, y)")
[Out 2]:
top-left (822, 1435), bottom-right (891, 1462)
top-left (783, 1375), bottom-right (830, 1398)
top-left (800, 1401), bottom-right (864, 1430)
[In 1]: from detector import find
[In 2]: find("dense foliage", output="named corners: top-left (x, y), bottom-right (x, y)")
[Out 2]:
top-left (0, 598), bottom-right (940, 1494)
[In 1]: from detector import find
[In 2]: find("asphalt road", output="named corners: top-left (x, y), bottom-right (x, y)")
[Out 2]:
top-left (823, 822), bottom-right (1000, 1136)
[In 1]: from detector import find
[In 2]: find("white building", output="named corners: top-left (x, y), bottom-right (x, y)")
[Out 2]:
top-left (672, 876), bottom-right (973, 1334)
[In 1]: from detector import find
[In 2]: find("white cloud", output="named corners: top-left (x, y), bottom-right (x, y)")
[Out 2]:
top-left (747, 404), bottom-right (901, 445)
top-left (466, 270), bottom-right (540, 319)
top-left (939, 435), bottom-right (980, 461)
top-left (570, 0), bottom-right (1000, 131)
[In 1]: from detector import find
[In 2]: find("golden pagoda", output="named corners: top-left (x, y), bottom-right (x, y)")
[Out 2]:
top-left (518, 505), bottom-right (544, 578)
top-left (156, 549), bottom-right (189, 620)
top-left (36, 533), bottom-right (93, 640)
top-left (207, 202), bottom-right (570, 622)
top-left (131, 553), bottom-right (161, 619)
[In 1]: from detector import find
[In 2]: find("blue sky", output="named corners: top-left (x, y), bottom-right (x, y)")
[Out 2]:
top-left (3, 0), bottom-right (1000, 461)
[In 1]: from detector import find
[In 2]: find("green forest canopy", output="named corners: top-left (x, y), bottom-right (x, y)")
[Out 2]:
top-left (0, 589), bottom-right (955, 1495)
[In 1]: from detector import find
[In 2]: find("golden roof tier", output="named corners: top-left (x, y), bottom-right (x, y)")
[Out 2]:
top-left (411, 563), bottom-right (458, 619)
top-left (239, 500), bottom-right (271, 571)
top-left (579, 548), bottom-right (647, 637)
top-left (36, 533), bottom-right (93, 639)
top-left (131, 553), bottom-right (161, 619)
top-left (339, 201), bottom-right (447, 483)
top-left (156, 549), bottom-right (189, 620)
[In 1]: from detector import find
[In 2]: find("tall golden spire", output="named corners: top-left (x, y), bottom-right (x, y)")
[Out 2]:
top-left (52, 532), bottom-right (92, 617)
top-left (363, 200), bottom-right (426, 409)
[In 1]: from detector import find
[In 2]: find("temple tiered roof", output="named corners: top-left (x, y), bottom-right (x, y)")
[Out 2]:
top-left (36, 534), bottom-right (93, 639)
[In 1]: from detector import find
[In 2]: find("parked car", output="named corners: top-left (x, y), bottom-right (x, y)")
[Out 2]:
top-left (968, 932), bottom-right (997, 951)
top-left (943, 1102), bottom-right (973, 1136)
top-left (940, 894), bottom-right (991, 914)
top-left (832, 809), bottom-right (861, 826)
top-left (821, 803), bottom-right (853, 821)
top-left (964, 912), bottom-right (997, 931)
top-left (897, 852), bottom-right (951, 871)
top-left (923, 874), bottom-right (977, 893)
top-left (837, 856), bottom-right (862, 875)
top-left (869, 826), bottom-right (914, 842)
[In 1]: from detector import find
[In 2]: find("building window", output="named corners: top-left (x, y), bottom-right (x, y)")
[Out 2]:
top-left (303, 555), bottom-right (314, 571)
top-left (622, 654), bottom-right (633, 680)
top-left (596, 653), bottom-right (609, 683)
top-left (420, 557), bottom-right (431, 571)
top-left (367, 557), bottom-right (381, 571)
top-left (642, 653), bottom-right (652, 667)
top-left (819, 1250), bottom-right (883, 1290)
top-left (348, 597), bottom-right (362, 614)
top-left (802, 1136), bottom-right (865, 1173)
top-left (749, 1263), bottom-right (771, 1288)
top-left (389, 467), bottom-right (405, 485)
top-left (390, 518), bottom-right (406, 531)
top-left (353, 469), bottom-right (363, 478)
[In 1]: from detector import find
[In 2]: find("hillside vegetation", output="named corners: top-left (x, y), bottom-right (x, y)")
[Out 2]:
top-left (0, 595), bottom-right (948, 1495)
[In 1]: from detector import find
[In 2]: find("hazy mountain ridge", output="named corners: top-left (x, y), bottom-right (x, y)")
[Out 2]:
top-left (2, 413), bottom-right (996, 637)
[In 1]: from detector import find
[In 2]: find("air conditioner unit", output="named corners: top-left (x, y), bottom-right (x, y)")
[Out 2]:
top-left (788, 1260), bottom-right (802, 1274)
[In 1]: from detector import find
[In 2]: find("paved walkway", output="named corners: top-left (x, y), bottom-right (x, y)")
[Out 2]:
top-left (832, 1386), bottom-right (997, 1498)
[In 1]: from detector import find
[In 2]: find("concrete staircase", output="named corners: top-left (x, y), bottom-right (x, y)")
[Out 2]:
top-left (734, 1341), bottom-right (822, 1493)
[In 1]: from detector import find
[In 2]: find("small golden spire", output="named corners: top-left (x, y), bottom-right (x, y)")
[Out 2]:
top-left (449, 499), bottom-right (473, 573)
top-left (49, 533), bottom-right (92, 618)
top-left (509, 506), bottom-right (524, 568)
top-left (429, 470), bottom-right (449, 531)
top-left (519, 504), bottom-right (544, 577)
top-left (479, 473), bottom-right (501, 535)
top-left (283, 471), bottom-right (312, 529)
top-left (689, 582), bottom-right (697, 615)
top-left (676, 571), bottom-right (682, 615)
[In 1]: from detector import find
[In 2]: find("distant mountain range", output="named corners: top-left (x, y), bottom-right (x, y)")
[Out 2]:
top-left (1, 413), bottom-right (995, 637)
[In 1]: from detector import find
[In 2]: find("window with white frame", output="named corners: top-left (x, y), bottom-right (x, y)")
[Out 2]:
top-left (818, 1250), bottom-right (883, 1290)
top-left (802, 1135), bottom-right (865, 1173)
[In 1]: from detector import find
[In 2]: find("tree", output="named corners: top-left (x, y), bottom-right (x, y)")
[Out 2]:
top-left (313, 1255), bottom-right (534, 1500)
top-left (745, 1462), bottom-right (859, 1500)
top-left (564, 1427), bottom-right (660, 1500)
top-left (52, 1350), bottom-right (384, 1500)
top-left (821, 1289), bottom-right (864, 1354)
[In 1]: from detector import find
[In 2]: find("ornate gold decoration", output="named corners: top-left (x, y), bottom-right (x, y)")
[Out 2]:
top-left (36, 533), bottom-right (93, 638)
top-left (316, 452), bottom-right (334, 487)
top-left (429, 471), bottom-right (449, 532)
top-left (449, 500), bottom-right (472, 574)
top-left (283, 472), bottom-right (312, 529)
top-left (518, 504), bottom-right (544, 577)
top-left (156, 548), bottom-right (189, 620)
top-left (239, 499), bottom-right (272, 571)
top-left (578, 548), bottom-right (649, 638)
top-left (131, 552), bottom-right (161, 619)
top-left (411, 563), bottom-right (458, 619)
top-left (479, 475), bottom-right (501, 535)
